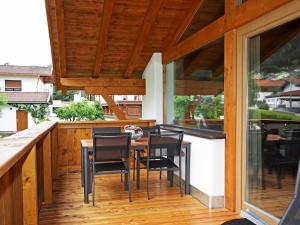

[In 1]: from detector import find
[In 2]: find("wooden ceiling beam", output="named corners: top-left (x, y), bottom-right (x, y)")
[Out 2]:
top-left (123, 0), bottom-right (164, 78)
top-left (60, 78), bottom-right (145, 87)
top-left (167, 0), bottom-right (204, 49)
top-left (163, 16), bottom-right (226, 64)
top-left (93, 0), bottom-right (115, 78)
top-left (85, 86), bottom-right (145, 95)
top-left (175, 80), bottom-right (223, 90)
top-left (101, 94), bottom-right (127, 120)
top-left (54, 0), bottom-right (67, 78)
top-left (163, 0), bottom-right (292, 64)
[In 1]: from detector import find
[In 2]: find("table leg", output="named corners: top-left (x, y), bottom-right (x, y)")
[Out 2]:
top-left (136, 151), bottom-right (141, 190)
top-left (185, 144), bottom-right (191, 194)
top-left (83, 147), bottom-right (90, 204)
top-left (81, 146), bottom-right (84, 187)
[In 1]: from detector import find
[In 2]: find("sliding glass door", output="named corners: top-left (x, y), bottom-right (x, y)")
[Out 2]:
top-left (245, 17), bottom-right (300, 219)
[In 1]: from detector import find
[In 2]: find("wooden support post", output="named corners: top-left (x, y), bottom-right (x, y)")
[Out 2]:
top-left (22, 145), bottom-right (38, 225)
top-left (43, 132), bottom-right (52, 204)
top-left (224, 29), bottom-right (237, 212)
top-left (51, 126), bottom-right (58, 179)
top-left (101, 94), bottom-right (127, 120)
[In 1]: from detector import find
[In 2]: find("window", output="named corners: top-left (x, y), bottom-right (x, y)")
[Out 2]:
top-left (164, 38), bottom-right (224, 131)
top-left (5, 80), bottom-right (22, 91)
top-left (246, 17), bottom-right (300, 219)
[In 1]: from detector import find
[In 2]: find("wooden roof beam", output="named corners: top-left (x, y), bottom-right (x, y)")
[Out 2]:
top-left (60, 77), bottom-right (145, 87)
top-left (163, 0), bottom-right (291, 64)
top-left (167, 0), bottom-right (204, 49)
top-left (123, 0), bottom-right (164, 78)
top-left (85, 86), bottom-right (145, 95)
top-left (101, 94), bottom-right (126, 120)
top-left (54, 0), bottom-right (67, 78)
top-left (93, 0), bottom-right (115, 78)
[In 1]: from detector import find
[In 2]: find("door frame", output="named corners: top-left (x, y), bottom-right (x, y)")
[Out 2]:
top-left (235, 1), bottom-right (300, 224)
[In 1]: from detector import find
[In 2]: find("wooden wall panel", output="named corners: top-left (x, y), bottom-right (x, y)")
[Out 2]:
top-left (36, 141), bottom-right (44, 209)
top-left (224, 29), bottom-right (237, 212)
top-left (54, 120), bottom-right (156, 174)
top-left (43, 132), bottom-right (53, 204)
top-left (0, 162), bottom-right (23, 225)
top-left (51, 126), bottom-right (58, 179)
top-left (22, 146), bottom-right (38, 225)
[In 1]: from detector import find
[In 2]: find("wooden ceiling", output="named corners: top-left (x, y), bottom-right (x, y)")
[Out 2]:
top-left (45, 0), bottom-right (225, 91)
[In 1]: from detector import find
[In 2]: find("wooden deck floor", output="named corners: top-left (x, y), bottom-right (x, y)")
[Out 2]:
top-left (39, 171), bottom-right (239, 225)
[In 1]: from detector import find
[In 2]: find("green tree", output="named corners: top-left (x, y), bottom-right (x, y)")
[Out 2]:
top-left (11, 104), bottom-right (49, 123)
top-left (0, 93), bottom-right (7, 106)
top-left (53, 90), bottom-right (79, 101)
top-left (56, 100), bottom-right (104, 121)
top-left (195, 95), bottom-right (224, 119)
top-left (174, 96), bottom-right (192, 119)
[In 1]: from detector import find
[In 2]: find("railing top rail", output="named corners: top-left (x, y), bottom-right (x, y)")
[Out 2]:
top-left (57, 119), bottom-right (156, 124)
top-left (0, 121), bottom-right (57, 178)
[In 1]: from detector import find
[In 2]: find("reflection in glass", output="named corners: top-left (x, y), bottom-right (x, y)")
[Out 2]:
top-left (165, 38), bottom-right (224, 131)
top-left (246, 17), bottom-right (300, 219)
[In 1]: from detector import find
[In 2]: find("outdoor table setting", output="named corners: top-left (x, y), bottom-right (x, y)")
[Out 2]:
top-left (80, 130), bottom-right (191, 204)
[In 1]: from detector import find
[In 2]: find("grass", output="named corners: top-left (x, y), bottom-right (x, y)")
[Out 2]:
top-left (249, 108), bottom-right (300, 121)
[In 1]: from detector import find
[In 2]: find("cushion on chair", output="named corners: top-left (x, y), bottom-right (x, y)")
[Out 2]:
top-left (141, 158), bottom-right (178, 169)
top-left (95, 162), bottom-right (127, 173)
top-left (222, 219), bottom-right (256, 225)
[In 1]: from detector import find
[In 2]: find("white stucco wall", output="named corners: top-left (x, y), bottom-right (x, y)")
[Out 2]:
top-left (142, 53), bottom-right (163, 123)
top-left (0, 105), bottom-right (17, 131)
top-left (0, 105), bottom-right (36, 132)
top-left (0, 75), bottom-right (47, 92)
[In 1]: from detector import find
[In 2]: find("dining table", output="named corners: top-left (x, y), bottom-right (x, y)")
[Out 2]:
top-left (80, 138), bottom-right (192, 204)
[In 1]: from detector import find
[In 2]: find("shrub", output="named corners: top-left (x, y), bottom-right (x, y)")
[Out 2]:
top-left (56, 100), bottom-right (104, 121)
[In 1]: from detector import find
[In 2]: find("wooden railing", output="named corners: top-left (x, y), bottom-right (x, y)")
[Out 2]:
top-left (0, 121), bottom-right (57, 225)
top-left (0, 119), bottom-right (155, 225)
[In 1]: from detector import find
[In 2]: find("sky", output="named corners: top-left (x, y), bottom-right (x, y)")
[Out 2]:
top-left (0, 0), bottom-right (52, 66)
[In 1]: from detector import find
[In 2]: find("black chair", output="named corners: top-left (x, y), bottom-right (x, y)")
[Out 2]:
top-left (273, 129), bottom-right (300, 188)
top-left (279, 160), bottom-right (300, 225)
top-left (133, 126), bottom-right (160, 180)
top-left (92, 133), bottom-right (132, 205)
top-left (92, 127), bottom-right (121, 135)
top-left (141, 131), bottom-right (184, 200)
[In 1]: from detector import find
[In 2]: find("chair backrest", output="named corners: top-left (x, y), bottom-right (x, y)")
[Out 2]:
top-left (279, 160), bottom-right (300, 225)
top-left (92, 127), bottom-right (121, 135)
top-left (92, 133), bottom-right (131, 163)
top-left (148, 131), bottom-right (183, 158)
top-left (141, 126), bottom-right (160, 138)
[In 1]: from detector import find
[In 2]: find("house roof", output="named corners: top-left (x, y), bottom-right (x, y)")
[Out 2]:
top-left (285, 75), bottom-right (300, 86)
top-left (0, 65), bottom-right (52, 76)
top-left (266, 90), bottom-right (300, 98)
top-left (256, 80), bottom-right (286, 88)
top-left (0, 92), bottom-right (51, 104)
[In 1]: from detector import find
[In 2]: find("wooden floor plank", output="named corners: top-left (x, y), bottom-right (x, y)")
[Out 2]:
top-left (39, 171), bottom-right (239, 225)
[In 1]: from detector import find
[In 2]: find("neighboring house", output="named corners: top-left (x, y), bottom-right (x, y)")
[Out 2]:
top-left (257, 75), bottom-right (300, 112)
top-left (0, 64), bottom-right (52, 132)
top-left (255, 79), bottom-right (286, 103)
top-left (100, 95), bottom-right (142, 119)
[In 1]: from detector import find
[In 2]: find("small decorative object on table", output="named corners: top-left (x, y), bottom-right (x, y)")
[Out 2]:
top-left (124, 125), bottom-right (143, 142)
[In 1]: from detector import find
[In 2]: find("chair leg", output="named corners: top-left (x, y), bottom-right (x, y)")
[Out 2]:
top-left (92, 175), bottom-right (95, 206)
top-left (159, 149), bottom-right (162, 180)
top-left (179, 153), bottom-right (183, 197)
top-left (147, 163), bottom-right (150, 200)
top-left (121, 173), bottom-right (123, 182)
top-left (128, 163), bottom-right (132, 202)
top-left (133, 152), bottom-right (136, 181)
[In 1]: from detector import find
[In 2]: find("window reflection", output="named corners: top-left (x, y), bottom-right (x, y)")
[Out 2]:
top-left (246, 17), bottom-right (300, 219)
top-left (165, 38), bottom-right (224, 131)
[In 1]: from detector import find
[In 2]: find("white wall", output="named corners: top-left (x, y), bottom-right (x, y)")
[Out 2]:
top-left (0, 75), bottom-right (47, 92)
top-left (0, 105), bottom-right (16, 131)
top-left (0, 105), bottom-right (36, 132)
top-left (142, 53), bottom-right (163, 123)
